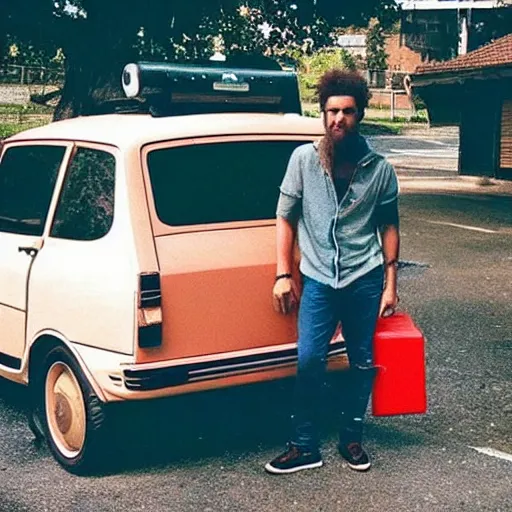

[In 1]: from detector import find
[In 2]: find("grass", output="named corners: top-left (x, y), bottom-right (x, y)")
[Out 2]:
top-left (360, 120), bottom-right (403, 136)
top-left (0, 103), bottom-right (54, 115)
top-left (0, 103), bottom-right (427, 140)
top-left (0, 104), bottom-right (54, 138)
top-left (304, 106), bottom-right (428, 136)
top-left (0, 121), bottom-right (49, 139)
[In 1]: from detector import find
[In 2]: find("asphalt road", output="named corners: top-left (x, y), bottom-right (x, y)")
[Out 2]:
top-left (0, 136), bottom-right (511, 512)
top-left (370, 135), bottom-right (459, 159)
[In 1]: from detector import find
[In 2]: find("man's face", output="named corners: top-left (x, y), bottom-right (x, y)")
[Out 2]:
top-left (323, 95), bottom-right (359, 143)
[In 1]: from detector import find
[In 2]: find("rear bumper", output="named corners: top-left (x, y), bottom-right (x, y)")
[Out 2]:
top-left (96, 341), bottom-right (348, 402)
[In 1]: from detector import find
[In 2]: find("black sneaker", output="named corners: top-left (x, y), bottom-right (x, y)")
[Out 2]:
top-left (338, 442), bottom-right (371, 471)
top-left (265, 444), bottom-right (323, 474)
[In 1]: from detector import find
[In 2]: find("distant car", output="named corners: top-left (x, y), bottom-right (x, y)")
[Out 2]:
top-left (0, 62), bottom-right (348, 474)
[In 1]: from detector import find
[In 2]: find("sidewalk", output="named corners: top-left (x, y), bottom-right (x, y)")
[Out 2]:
top-left (399, 174), bottom-right (512, 197)
top-left (391, 156), bottom-right (458, 174)
top-left (393, 156), bottom-right (512, 197)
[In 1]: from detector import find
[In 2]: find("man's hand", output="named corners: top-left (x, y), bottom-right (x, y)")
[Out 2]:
top-left (272, 277), bottom-right (299, 315)
top-left (379, 285), bottom-right (399, 318)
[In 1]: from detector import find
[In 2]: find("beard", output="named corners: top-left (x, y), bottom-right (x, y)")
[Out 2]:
top-left (318, 125), bottom-right (359, 175)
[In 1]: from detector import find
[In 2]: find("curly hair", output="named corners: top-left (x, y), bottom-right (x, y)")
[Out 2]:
top-left (317, 69), bottom-right (370, 114)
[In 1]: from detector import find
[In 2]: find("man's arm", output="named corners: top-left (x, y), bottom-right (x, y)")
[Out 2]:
top-left (374, 195), bottom-right (400, 317)
top-left (276, 216), bottom-right (296, 275)
top-left (273, 216), bottom-right (300, 315)
top-left (379, 223), bottom-right (400, 317)
top-left (274, 147), bottom-right (303, 314)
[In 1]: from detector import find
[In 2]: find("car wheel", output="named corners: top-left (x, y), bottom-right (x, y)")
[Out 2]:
top-left (34, 346), bottom-right (110, 475)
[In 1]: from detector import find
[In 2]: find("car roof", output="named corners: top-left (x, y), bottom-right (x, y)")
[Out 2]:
top-left (7, 112), bottom-right (324, 149)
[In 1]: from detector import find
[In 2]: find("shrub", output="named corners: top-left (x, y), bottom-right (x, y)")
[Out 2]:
top-left (297, 49), bottom-right (357, 104)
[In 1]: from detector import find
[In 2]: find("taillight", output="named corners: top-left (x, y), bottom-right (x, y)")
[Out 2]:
top-left (138, 272), bottom-right (162, 348)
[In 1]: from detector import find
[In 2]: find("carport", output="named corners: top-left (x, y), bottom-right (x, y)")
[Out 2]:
top-left (411, 33), bottom-right (512, 180)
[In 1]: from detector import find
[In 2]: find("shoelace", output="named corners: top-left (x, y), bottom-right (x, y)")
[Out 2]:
top-left (347, 443), bottom-right (363, 459)
top-left (279, 446), bottom-right (300, 462)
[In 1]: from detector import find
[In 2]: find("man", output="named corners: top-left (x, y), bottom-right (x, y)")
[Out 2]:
top-left (265, 70), bottom-right (400, 474)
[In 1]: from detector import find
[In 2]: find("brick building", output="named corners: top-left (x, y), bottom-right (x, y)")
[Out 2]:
top-left (385, 34), bottom-right (425, 72)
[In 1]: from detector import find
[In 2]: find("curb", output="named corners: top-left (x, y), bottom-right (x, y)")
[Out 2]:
top-left (399, 175), bottom-right (512, 197)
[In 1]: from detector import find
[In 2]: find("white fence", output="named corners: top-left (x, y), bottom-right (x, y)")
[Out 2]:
top-left (0, 64), bottom-right (64, 85)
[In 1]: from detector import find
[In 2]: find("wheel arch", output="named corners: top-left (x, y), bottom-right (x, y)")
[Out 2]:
top-left (27, 332), bottom-right (107, 402)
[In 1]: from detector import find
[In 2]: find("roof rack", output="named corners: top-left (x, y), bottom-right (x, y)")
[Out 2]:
top-left (121, 61), bottom-right (302, 117)
top-left (93, 98), bottom-right (149, 115)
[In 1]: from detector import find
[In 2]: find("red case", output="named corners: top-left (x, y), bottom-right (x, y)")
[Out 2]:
top-left (372, 312), bottom-right (427, 416)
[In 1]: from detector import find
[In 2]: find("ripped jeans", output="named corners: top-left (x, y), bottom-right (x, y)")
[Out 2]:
top-left (291, 265), bottom-right (384, 452)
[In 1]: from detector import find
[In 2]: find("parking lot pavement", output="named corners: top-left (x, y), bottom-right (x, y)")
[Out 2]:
top-left (1, 148), bottom-right (511, 511)
top-left (369, 135), bottom-right (512, 196)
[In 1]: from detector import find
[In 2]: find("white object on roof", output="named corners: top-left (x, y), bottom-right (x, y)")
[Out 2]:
top-left (210, 52), bottom-right (227, 62)
top-left (336, 35), bottom-right (366, 47)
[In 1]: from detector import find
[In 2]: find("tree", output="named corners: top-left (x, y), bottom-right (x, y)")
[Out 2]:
top-left (366, 18), bottom-right (388, 71)
top-left (315, 0), bottom-right (399, 30)
top-left (1, 1), bottom-right (399, 120)
top-left (298, 48), bottom-right (358, 104)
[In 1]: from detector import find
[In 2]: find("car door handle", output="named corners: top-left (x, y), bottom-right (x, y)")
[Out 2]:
top-left (18, 246), bottom-right (39, 257)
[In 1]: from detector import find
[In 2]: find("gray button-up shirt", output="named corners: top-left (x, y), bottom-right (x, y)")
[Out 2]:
top-left (276, 137), bottom-right (399, 289)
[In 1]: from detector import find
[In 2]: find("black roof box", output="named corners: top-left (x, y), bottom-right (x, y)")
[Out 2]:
top-left (121, 61), bottom-right (302, 117)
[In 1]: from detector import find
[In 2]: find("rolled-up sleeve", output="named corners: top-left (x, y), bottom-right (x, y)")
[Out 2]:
top-left (374, 163), bottom-right (400, 228)
top-left (276, 147), bottom-right (303, 223)
top-left (374, 198), bottom-right (399, 228)
top-left (378, 163), bottom-right (399, 206)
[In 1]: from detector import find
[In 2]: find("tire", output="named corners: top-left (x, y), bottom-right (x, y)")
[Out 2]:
top-left (30, 345), bottom-right (111, 475)
top-left (27, 401), bottom-right (45, 446)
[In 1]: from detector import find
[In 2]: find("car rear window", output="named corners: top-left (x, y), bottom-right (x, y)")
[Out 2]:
top-left (147, 140), bottom-right (306, 226)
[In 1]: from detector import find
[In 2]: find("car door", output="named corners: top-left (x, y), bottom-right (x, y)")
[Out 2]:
top-left (0, 142), bottom-right (70, 370)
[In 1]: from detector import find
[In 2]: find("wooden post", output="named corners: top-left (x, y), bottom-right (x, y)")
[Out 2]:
top-left (390, 90), bottom-right (395, 121)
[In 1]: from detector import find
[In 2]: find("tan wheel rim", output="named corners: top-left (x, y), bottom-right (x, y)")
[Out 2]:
top-left (45, 362), bottom-right (86, 458)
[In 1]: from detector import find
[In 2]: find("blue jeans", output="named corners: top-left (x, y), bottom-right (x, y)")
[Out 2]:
top-left (291, 265), bottom-right (384, 452)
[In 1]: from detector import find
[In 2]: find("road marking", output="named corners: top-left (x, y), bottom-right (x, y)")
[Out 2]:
top-left (370, 136), bottom-right (458, 142)
top-left (389, 149), bottom-right (457, 158)
top-left (422, 139), bottom-right (450, 146)
top-left (424, 220), bottom-right (497, 234)
top-left (470, 447), bottom-right (512, 462)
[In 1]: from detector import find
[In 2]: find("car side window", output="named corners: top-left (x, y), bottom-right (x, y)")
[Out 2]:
top-left (51, 147), bottom-right (115, 241)
top-left (0, 145), bottom-right (66, 236)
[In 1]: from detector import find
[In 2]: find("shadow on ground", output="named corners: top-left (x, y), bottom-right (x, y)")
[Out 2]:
top-left (86, 372), bottom-right (427, 475)
top-left (0, 377), bottom-right (30, 413)
top-left (1, 362), bottom-right (431, 476)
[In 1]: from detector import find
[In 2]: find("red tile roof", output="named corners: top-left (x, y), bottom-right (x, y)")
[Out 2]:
top-left (415, 33), bottom-right (512, 74)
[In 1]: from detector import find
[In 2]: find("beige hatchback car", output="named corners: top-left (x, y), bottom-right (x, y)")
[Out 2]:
top-left (0, 61), bottom-right (349, 474)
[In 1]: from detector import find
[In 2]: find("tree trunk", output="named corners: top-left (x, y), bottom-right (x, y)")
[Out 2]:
top-left (53, 50), bottom-right (136, 120)
top-left (53, 2), bottom-right (139, 121)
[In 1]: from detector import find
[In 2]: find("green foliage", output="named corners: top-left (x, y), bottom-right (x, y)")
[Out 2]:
top-left (366, 18), bottom-right (387, 70)
top-left (297, 49), bottom-right (358, 103)
top-left (1, 38), bottom-right (62, 69)
top-left (314, 0), bottom-right (399, 30)
top-left (162, 3), bottom-right (335, 63)
top-left (360, 120), bottom-right (402, 135)
top-left (412, 94), bottom-right (427, 111)
top-left (0, 104), bottom-right (54, 115)
top-left (0, 121), bottom-right (49, 139)
top-left (1, 0), bottom-right (401, 119)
